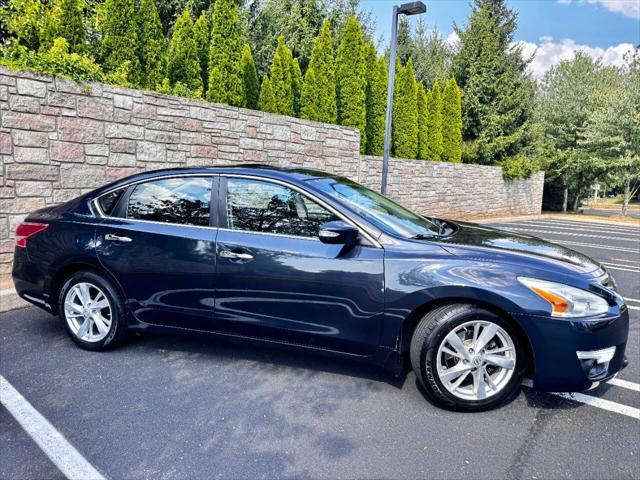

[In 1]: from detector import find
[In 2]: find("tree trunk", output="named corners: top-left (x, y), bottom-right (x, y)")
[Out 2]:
top-left (622, 179), bottom-right (630, 216)
top-left (572, 193), bottom-right (581, 212)
top-left (562, 187), bottom-right (568, 212)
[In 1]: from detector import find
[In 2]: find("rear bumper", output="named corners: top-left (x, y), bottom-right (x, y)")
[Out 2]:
top-left (12, 248), bottom-right (52, 311)
top-left (515, 308), bottom-right (629, 392)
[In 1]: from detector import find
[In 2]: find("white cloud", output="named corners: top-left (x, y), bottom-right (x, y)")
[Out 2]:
top-left (558, 0), bottom-right (640, 19)
top-left (513, 36), bottom-right (635, 79)
top-left (446, 31), bottom-right (460, 48)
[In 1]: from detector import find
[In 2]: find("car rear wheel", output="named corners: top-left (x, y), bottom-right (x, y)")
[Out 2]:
top-left (58, 271), bottom-right (127, 351)
top-left (410, 304), bottom-right (524, 411)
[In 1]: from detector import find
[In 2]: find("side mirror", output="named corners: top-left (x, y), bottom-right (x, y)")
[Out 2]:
top-left (319, 220), bottom-right (359, 245)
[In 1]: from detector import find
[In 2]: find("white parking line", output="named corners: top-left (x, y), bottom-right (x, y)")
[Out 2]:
top-left (629, 306), bottom-right (640, 311)
top-left (500, 227), bottom-right (640, 243)
top-left (498, 222), bottom-right (640, 237)
top-left (604, 264), bottom-right (640, 273)
top-left (608, 378), bottom-right (640, 392)
top-left (611, 258), bottom-right (640, 266)
top-left (624, 298), bottom-right (640, 303)
top-left (553, 240), bottom-right (639, 253)
top-left (552, 392), bottom-right (640, 419)
top-left (538, 220), bottom-right (640, 231)
top-left (0, 375), bottom-right (105, 480)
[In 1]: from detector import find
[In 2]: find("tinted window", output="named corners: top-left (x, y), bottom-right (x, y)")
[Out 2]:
top-left (127, 177), bottom-right (211, 226)
top-left (98, 188), bottom-right (125, 216)
top-left (226, 178), bottom-right (337, 237)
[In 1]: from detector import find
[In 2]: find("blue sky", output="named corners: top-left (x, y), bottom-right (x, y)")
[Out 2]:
top-left (361, 0), bottom-right (639, 78)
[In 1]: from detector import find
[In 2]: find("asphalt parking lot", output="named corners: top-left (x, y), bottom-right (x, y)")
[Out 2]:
top-left (1, 217), bottom-right (638, 480)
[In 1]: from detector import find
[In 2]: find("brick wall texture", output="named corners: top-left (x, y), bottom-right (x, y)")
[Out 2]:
top-left (0, 67), bottom-right (543, 278)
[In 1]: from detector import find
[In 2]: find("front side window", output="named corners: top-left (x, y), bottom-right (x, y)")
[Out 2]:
top-left (127, 177), bottom-right (211, 226)
top-left (226, 178), bottom-right (337, 238)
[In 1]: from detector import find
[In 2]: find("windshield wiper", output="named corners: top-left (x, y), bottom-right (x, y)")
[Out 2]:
top-left (410, 233), bottom-right (435, 240)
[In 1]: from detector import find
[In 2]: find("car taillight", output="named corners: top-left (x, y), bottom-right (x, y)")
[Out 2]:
top-left (15, 222), bottom-right (48, 248)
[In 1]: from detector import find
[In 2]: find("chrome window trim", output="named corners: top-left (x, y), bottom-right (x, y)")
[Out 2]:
top-left (91, 172), bottom-right (382, 248)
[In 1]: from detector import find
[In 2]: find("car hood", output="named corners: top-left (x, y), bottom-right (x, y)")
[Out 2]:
top-left (435, 221), bottom-right (602, 275)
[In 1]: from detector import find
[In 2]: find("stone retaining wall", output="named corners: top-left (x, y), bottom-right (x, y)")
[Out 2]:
top-left (0, 67), bottom-right (544, 281)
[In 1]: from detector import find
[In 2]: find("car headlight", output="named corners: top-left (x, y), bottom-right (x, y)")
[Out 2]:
top-left (518, 277), bottom-right (609, 318)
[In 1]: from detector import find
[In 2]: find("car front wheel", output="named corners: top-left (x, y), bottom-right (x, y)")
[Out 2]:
top-left (410, 304), bottom-right (524, 411)
top-left (58, 271), bottom-right (128, 351)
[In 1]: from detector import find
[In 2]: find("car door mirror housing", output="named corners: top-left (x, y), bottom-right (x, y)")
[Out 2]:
top-left (319, 221), bottom-right (359, 245)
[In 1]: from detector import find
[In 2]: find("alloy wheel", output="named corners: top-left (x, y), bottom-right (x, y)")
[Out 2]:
top-left (64, 282), bottom-right (113, 343)
top-left (435, 320), bottom-right (516, 401)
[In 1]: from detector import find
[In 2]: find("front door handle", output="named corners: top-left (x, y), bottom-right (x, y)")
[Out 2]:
top-left (219, 250), bottom-right (253, 261)
top-left (105, 233), bottom-right (133, 243)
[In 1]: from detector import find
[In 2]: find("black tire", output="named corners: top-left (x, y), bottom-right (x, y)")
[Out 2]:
top-left (58, 270), bottom-right (128, 351)
top-left (410, 304), bottom-right (524, 411)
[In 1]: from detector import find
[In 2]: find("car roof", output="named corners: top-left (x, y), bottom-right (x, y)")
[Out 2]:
top-left (149, 164), bottom-right (337, 181)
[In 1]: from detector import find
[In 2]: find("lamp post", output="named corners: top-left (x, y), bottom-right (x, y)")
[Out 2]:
top-left (380, 1), bottom-right (426, 195)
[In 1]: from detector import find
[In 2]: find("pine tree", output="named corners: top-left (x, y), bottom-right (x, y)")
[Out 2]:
top-left (365, 45), bottom-right (387, 156)
top-left (269, 35), bottom-right (294, 116)
top-left (48, 0), bottom-right (85, 53)
top-left (258, 76), bottom-right (277, 113)
top-left (207, 0), bottom-right (244, 106)
top-left (291, 57), bottom-right (303, 117)
top-left (193, 11), bottom-right (211, 95)
top-left (300, 20), bottom-right (337, 123)
top-left (336, 16), bottom-right (367, 152)
top-left (167, 9), bottom-right (202, 94)
top-left (441, 77), bottom-right (462, 162)
top-left (425, 80), bottom-right (444, 161)
top-left (136, 0), bottom-right (165, 90)
top-left (100, 0), bottom-right (139, 79)
top-left (451, 0), bottom-right (535, 165)
top-left (392, 58), bottom-right (418, 159)
top-left (417, 83), bottom-right (428, 160)
top-left (241, 44), bottom-right (259, 109)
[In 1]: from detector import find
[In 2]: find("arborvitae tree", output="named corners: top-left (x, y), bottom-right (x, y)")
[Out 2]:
top-left (258, 75), bottom-right (278, 113)
top-left (100, 0), bottom-right (139, 79)
top-left (193, 11), bottom-right (211, 95)
top-left (392, 58), bottom-right (418, 159)
top-left (167, 9), bottom-right (202, 94)
top-left (336, 16), bottom-right (367, 152)
top-left (207, 0), bottom-right (244, 106)
top-left (425, 80), bottom-right (444, 161)
top-left (44, 0), bottom-right (85, 53)
top-left (300, 20), bottom-right (337, 123)
top-left (136, 0), bottom-right (165, 89)
top-left (291, 57), bottom-right (303, 117)
top-left (269, 35), bottom-right (295, 116)
top-left (365, 44), bottom-right (387, 156)
top-left (1, 0), bottom-right (47, 51)
top-left (451, 0), bottom-right (535, 165)
top-left (441, 77), bottom-right (463, 162)
top-left (417, 83), bottom-right (428, 160)
top-left (241, 44), bottom-right (259, 109)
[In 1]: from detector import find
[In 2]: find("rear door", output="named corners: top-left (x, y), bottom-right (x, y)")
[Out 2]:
top-left (95, 175), bottom-right (218, 330)
top-left (213, 175), bottom-right (385, 355)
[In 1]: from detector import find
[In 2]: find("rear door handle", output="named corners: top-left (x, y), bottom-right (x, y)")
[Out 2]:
top-left (105, 233), bottom-right (133, 243)
top-left (219, 250), bottom-right (253, 261)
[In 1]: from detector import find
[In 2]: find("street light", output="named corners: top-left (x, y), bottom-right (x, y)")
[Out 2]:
top-left (380, 1), bottom-right (426, 195)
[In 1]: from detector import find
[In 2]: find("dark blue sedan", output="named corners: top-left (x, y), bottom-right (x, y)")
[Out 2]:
top-left (12, 166), bottom-right (629, 410)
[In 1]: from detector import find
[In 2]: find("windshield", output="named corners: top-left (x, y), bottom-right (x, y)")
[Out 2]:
top-left (309, 177), bottom-right (440, 238)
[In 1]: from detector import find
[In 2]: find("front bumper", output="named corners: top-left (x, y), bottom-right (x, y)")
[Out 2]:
top-left (514, 307), bottom-right (629, 392)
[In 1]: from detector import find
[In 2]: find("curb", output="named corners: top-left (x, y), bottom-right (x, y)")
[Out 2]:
top-left (0, 288), bottom-right (29, 313)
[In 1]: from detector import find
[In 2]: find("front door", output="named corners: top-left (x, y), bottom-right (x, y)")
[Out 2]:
top-left (95, 176), bottom-right (218, 330)
top-left (213, 176), bottom-right (385, 355)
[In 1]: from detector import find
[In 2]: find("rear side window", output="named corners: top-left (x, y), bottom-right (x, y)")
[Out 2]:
top-left (98, 189), bottom-right (125, 216)
top-left (127, 177), bottom-right (211, 226)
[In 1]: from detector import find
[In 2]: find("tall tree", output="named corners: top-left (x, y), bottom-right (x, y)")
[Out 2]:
top-left (451, 0), bottom-right (535, 167)
top-left (441, 77), bottom-right (463, 163)
top-left (207, 0), bottom-right (245, 106)
top-left (392, 58), bottom-right (418, 159)
top-left (193, 11), bottom-right (211, 95)
top-left (291, 56), bottom-right (303, 117)
top-left (258, 75), bottom-right (278, 113)
top-left (365, 54), bottom-right (387, 156)
top-left (100, 0), bottom-right (139, 80)
top-left (425, 80), bottom-right (444, 161)
top-left (43, 0), bottom-right (85, 53)
top-left (417, 83), bottom-right (428, 160)
top-left (241, 44), bottom-right (260, 109)
top-left (336, 15), bottom-right (367, 152)
top-left (167, 9), bottom-right (202, 94)
top-left (269, 35), bottom-right (295, 115)
top-left (0, 0), bottom-right (47, 51)
top-left (136, 0), bottom-right (166, 89)
top-left (300, 20), bottom-right (337, 123)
